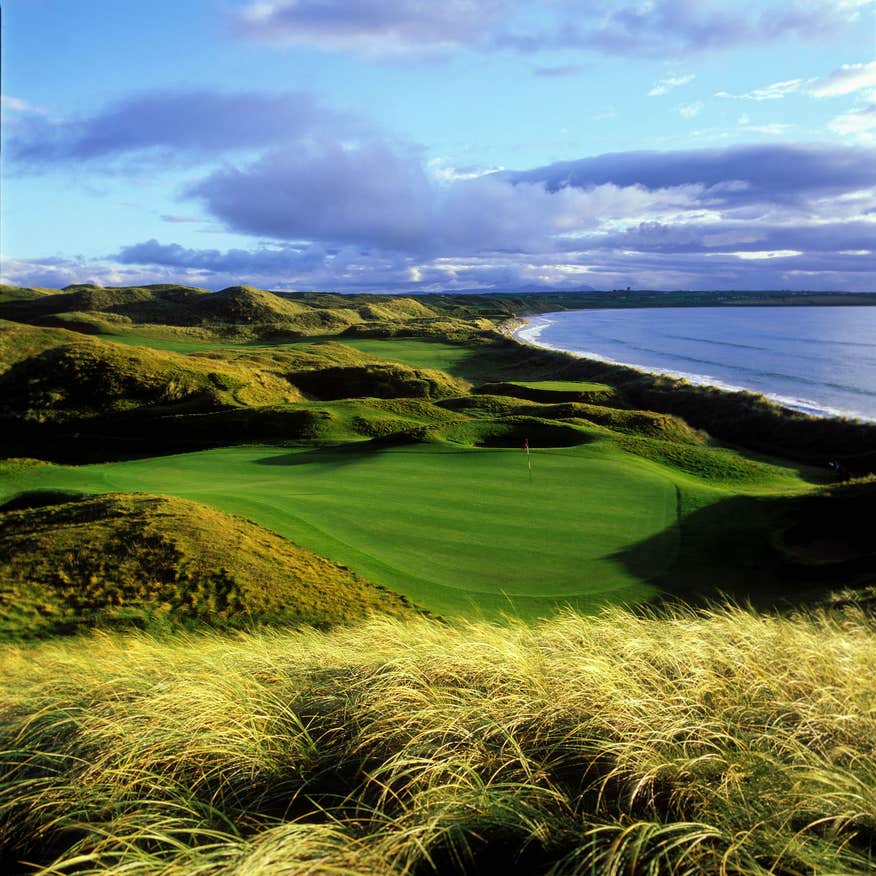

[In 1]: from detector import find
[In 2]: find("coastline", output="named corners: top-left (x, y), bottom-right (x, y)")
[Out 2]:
top-left (509, 312), bottom-right (875, 424)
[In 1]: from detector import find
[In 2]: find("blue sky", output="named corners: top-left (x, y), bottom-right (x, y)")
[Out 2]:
top-left (2, 0), bottom-right (875, 293)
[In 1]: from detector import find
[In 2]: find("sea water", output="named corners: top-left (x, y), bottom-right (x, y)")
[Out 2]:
top-left (516, 306), bottom-right (876, 422)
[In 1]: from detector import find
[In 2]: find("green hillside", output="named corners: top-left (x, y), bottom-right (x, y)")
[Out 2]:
top-left (0, 339), bottom-right (303, 420)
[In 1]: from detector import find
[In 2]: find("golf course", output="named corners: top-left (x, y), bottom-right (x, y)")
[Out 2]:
top-left (1, 283), bottom-right (875, 875)
top-left (0, 297), bottom-right (826, 622)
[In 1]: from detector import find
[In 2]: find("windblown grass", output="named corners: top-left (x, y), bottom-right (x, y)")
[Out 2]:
top-left (1, 605), bottom-right (873, 874)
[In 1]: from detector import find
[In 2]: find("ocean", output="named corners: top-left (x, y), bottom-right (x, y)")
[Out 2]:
top-left (515, 306), bottom-right (876, 422)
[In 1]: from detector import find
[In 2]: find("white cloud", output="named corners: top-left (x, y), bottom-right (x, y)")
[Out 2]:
top-left (1, 95), bottom-right (45, 114)
top-left (716, 79), bottom-right (804, 100)
top-left (732, 249), bottom-right (801, 259)
top-left (751, 124), bottom-right (792, 134)
top-left (426, 158), bottom-right (504, 183)
top-left (807, 61), bottom-right (876, 97)
top-left (0, 255), bottom-right (168, 289)
top-left (830, 104), bottom-right (876, 136)
top-left (677, 101), bottom-right (703, 118)
top-left (648, 74), bottom-right (694, 96)
top-left (736, 117), bottom-right (793, 135)
top-left (715, 61), bottom-right (876, 110)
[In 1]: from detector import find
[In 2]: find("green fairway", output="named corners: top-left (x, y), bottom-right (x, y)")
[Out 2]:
top-left (510, 380), bottom-right (613, 392)
top-left (333, 338), bottom-right (489, 378)
top-left (0, 443), bottom-right (683, 618)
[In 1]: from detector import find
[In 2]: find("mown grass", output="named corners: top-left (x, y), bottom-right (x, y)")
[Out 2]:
top-left (1, 604), bottom-right (873, 874)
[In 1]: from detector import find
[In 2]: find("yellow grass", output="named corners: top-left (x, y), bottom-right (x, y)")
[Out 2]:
top-left (1, 604), bottom-right (874, 874)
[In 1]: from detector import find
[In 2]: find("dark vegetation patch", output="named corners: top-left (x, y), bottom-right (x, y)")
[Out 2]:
top-left (442, 416), bottom-right (595, 448)
top-left (0, 490), bottom-right (85, 512)
top-left (0, 492), bottom-right (419, 640)
top-left (618, 479), bottom-right (876, 607)
top-left (0, 407), bottom-right (341, 462)
top-left (478, 380), bottom-right (616, 404)
top-left (288, 363), bottom-right (467, 401)
top-left (773, 478), bottom-right (876, 574)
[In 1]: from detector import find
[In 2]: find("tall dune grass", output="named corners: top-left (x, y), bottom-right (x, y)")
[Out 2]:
top-left (1, 605), bottom-right (874, 874)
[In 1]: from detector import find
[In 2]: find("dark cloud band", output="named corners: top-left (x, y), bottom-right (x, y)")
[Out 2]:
top-left (231, 0), bottom-right (872, 57)
top-left (9, 90), bottom-right (365, 166)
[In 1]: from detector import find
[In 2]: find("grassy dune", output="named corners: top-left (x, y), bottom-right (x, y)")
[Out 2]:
top-left (0, 492), bottom-right (416, 639)
top-left (1, 605), bottom-right (874, 874)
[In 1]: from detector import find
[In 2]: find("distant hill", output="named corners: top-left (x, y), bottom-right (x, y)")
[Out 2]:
top-left (0, 283), bottom-right (493, 342)
top-left (0, 491), bottom-right (420, 639)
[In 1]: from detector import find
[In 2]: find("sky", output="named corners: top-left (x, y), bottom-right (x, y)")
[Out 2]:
top-left (1, 0), bottom-right (875, 294)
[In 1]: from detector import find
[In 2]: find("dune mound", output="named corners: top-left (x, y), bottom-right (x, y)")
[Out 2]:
top-left (0, 492), bottom-right (418, 639)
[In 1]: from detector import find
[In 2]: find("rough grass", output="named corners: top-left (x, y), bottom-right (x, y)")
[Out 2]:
top-left (0, 285), bottom-right (447, 341)
top-left (0, 332), bottom-right (472, 428)
top-left (1, 605), bottom-right (873, 874)
top-left (0, 492), bottom-right (417, 640)
top-left (0, 321), bottom-right (86, 374)
top-left (0, 340), bottom-right (310, 421)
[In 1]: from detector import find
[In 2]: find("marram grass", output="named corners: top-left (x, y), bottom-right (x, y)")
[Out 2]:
top-left (1, 605), bottom-right (874, 874)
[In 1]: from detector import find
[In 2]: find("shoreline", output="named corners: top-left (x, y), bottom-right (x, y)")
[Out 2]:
top-left (509, 313), bottom-right (876, 425)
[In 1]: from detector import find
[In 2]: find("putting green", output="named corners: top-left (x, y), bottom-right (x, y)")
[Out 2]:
top-left (0, 444), bottom-right (681, 618)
